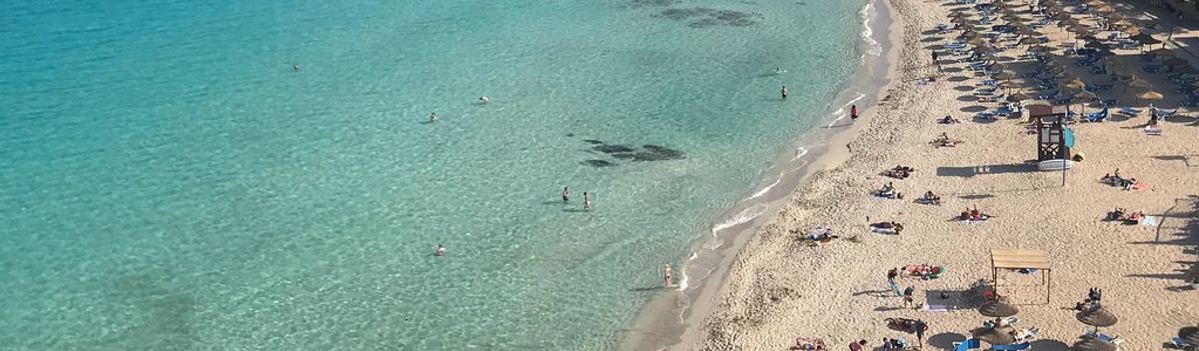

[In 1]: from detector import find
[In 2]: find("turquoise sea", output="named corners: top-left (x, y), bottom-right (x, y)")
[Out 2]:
top-left (0, 0), bottom-right (868, 349)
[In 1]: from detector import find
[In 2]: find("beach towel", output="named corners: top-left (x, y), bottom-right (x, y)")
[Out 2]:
top-left (922, 304), bottom-right (950, 312)
top-left (872, 227), bottom-right (898, 234)
top-left (1144, 126), bottom-right (1162, 135)
top-left (1142, 215), bottom-right (1159, 227)
top-left (1131, 181), bottom-right (1146, 190)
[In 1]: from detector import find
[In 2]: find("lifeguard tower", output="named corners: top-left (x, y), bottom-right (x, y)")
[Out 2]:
top-left (1027, 104), bottom-right (1070, 161)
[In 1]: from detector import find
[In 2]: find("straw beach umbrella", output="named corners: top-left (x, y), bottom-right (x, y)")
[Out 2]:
top-left (1077, 307), bottom-right (1119, 328)
top-left (968, 37), bottom-right (990, 46)
top-left (1178, 326), bottom-right (1199, 346)
top-left (1094, 5), bottom-right (1115, 13)
top-left (979, 301), bottom-right (1020, 317)
top-left (1064, 78), bottom-right (1086, 90)
top-left (1019, 36), bottom-right (1042, 47)
top-left (972, 327), bottom-right (1017, 345)
top-left (1138, 89), bottom-right (1164, 104)
top-left (1071, 337), bottom-right (1118, 351)
top-left (1008, 92), bottom-right (1033, 102)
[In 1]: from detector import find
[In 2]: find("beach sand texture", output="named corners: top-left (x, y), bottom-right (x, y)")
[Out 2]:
top-left (689, 0), bottom-right (1199, 350)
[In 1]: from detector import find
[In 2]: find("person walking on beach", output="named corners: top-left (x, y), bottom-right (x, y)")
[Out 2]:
top-left (781, 86), bottom-right (789, 99)
top-left (583, 192), bottom-right (591, 210)
top-left (902, 286), bottom-right (916, 309)
top-left (931, 51), bottom-right (941, 71)
top-left (435, 244), bottom-right (446, 256)
top-left (429, 112), bottom-right (438, 122)
top-left (882, 338), bottom-right (893, 351)
top-left (850, 105), bottom-right (859, 120)
top-left (664, 264), bottom-right (673, 287)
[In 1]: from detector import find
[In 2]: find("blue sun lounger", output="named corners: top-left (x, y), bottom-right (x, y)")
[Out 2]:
top-left (953, 338), bottom-right (981, 351)
top-left (991, 341), bottom-right (1031, 351)
top-left (1118, 107), bottom-right (1142, 115)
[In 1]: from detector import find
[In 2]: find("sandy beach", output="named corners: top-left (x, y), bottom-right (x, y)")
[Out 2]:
top-left (675, 0), bottom-right (1199, 350)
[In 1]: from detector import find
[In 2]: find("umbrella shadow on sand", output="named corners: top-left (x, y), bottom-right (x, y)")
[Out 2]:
top-left (1030, 339), bottom-right (1070, 351)
top-left (927, 332), bottom-right (968, 350)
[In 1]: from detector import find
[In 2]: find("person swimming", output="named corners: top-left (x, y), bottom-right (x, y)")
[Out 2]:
top-left (781, 86), bottom-right (788, 99)
top-left (435, 244), bottom-right (446, 256)
top-left (562, 187), bottom-right (570, 203)
top-left (583, 192), bottom-right (591, 210)
top-left (430, 112), bottom-right (438, 122)
top-left (293, 63), bottom-right (300, 71)
top-left (480, 96), bottom-right (489, 104)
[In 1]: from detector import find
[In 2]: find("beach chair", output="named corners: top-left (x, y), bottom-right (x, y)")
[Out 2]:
top-left (1093, 332), bottom-right (1123, 345)
top-left (1155, 108), bottom-right (1178, 118)
top-left (991, 341), bottom-right (1031, 351)
top-left (1118, 107), bottom-right (1142, 116)
top-left (1171, 336), bottom-right (1192, 349)
top-left (952, 338), bottom-right (982, 351)
top-left (1083, 108), bottom-right (1109, 122)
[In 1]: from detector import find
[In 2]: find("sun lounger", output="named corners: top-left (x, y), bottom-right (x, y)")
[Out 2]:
top-left (953, 338), bottom-right (982, 351)
top-left (991, 341), bottom-right (1031, 351)
top-left (1083, 108), bottom-right (1109, 122)
top-left (1171, 336), bottom-right (1192, 349)
top-left (1118, 107), bottom-right (1142, 115)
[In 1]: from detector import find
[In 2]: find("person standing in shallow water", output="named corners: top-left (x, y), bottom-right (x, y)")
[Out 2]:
top-left (781, 86), bottom-right (788, 99)
top-left (562, 187), bottom-right (570, 203)
top-left (583, 192), bottom-right (591, 210)
top-left (664, 264), bottom-right (673, 287)
top-left (429, 112), bottom-right (438, 122)
top-left (850, 105), bottom-right (859, 120)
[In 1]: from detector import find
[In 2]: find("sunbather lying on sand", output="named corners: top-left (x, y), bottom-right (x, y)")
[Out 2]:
top-left (1106, 208), bottom-right (1143, 224)
top-left (916, 190), bottom-right (941, 205)
top-left (884, 165), bottom-right (914, 179)
top-left (938, 115), bottom-right (961, 124)
top-left (795, 226), bottom-right (838, 242)
top-left (958, 205), bottom-right (990, 221)
top-left (791, 338), bottom-right (826, 351)
top-left (871, 221), bottom-right (904, 234)
top-left (875, 182), bottom-right (904, 199)
top-left (931, 132), bottom-right (964, 148)
top-left (1100, 169), bottom-right (1143, 190)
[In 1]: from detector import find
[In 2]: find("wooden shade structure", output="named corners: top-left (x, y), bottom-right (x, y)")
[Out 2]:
top-left (991, 249), bottom-right (1053, 304)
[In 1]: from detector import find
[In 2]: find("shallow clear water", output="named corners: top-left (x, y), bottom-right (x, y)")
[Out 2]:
top-left (0, 0), bottom-right (865, 349)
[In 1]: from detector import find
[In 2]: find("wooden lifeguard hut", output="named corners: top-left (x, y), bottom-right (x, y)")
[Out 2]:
top-left (1027, 103), bottom-right (1070, 161)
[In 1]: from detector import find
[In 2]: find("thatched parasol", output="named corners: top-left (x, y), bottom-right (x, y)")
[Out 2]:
top-left (1074, 90), bottom-right (1099, 101)
top-left (993, 71), bottom-right (1017, 80)
top-left (1028, 44), bottom-right (1052, 52)
top-left (1076, 307), bottom-right (1119, 327)
top-left (1018, 37), bottom-right (1042, 46)
top-left (1138, 90), bottom-right (1164, 101)
top-left (1125, 78), bottom-right (1151, 89)
top-left (968, 37), bottom-right (990, 46)
top-left (1179, 326), bottom-right (1199, 346)
top-left (1071, 337), bottom-right (1117, 351)
top-left (1131, 34), bottom-right (1160, 45)
top-left (972, 327), bottom-right (1017, 345)
top-left (952, 16), bottom-right (973, 25)
top-left (1086, 0), bottom-right (1106, 6)
top-left (1063, 78), bottom-right (1087, 90)
top-left (1094, 5), bottom-right (1115, 13)
top-left (1008, 92), bottom-right (1033, 102)
top-left (979, 301), bottom-right (1020, 317)
top-left (949, 11), bottom-right (971, 19)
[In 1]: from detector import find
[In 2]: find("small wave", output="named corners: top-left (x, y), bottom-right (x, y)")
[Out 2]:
top-left (711, 203), bottom-right (768, 233)
top-left (750, 177), bottom-right (781, 199)
top-left (826, 92), bottom-right (867, 128)
top-left (859, 0), bottom-right (883, 60)
top-left (701, 238), bottom-right (724, 250)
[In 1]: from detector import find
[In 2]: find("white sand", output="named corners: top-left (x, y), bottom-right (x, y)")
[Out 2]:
top-left (683, 0), bottom-right (1199, 350)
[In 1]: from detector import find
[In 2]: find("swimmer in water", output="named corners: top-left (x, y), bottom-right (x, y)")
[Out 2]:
top-left (562, 187), bottom-right (570, 203)
top-left (430, 112), bottom-right (438, 122)
top-left (781, 86), bottom-right (788, 99)
top-left (775, 67), bottom-right (781, 74)
top-left (480, 96), bottom-right (489, 104)
top-left (583, 192), bottom-right (591, 210)
top-left (435, 244), bottom-right (446, 256)
top-left (293, 64), bottom-right (300, 71)
top-left (664, 264), bottom-right (673, 287)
